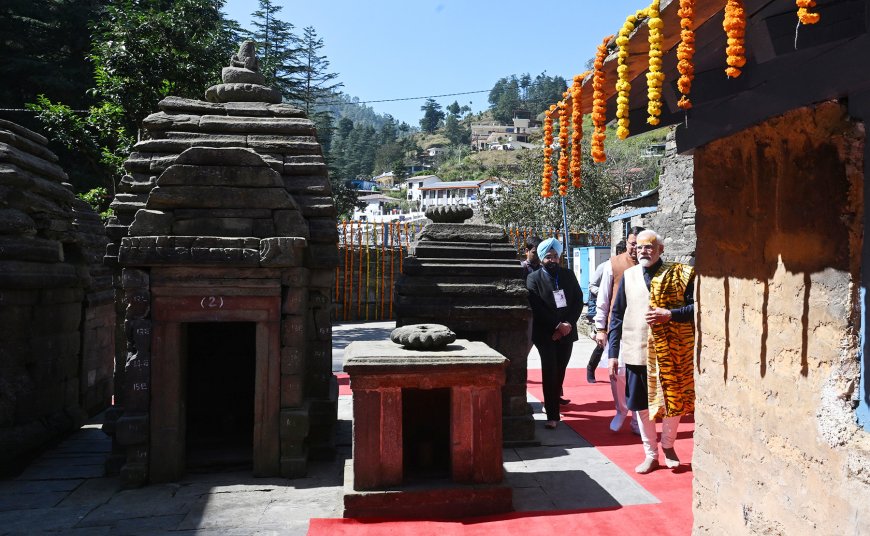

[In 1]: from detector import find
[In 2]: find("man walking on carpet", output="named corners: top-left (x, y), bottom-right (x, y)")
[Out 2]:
top-left (526, 237), bottom-right (583, 429)
top-left (608, 230), bottom-right (695, 474)
top-left (585, 240), bottom-right (625, 384)
top-left (595, 227), bottom-right (644, 434)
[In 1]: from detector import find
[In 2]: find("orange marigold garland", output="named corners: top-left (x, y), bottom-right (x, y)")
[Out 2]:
top-left (616, 9), bottom-right (647, 139)
top-left (676, 0), bottom-right (696, 109)
top-left (541, 104), bottom-right (556, 197)
top-left (646, 0), bottom-right (664, 126)
top-left (723, 0), bottom-right (747, 78)
top-left (796, 0), bottom-right (820, 24)
top-left (591, 35), bottom-right (611, 162)
top-left (570, 73), bottom-right (588, 188)
top-left (557, 93), bottom-right (571, 197)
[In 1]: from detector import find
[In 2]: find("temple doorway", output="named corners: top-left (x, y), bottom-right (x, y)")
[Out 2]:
top-left (185, 321), bottom-right (256, 471)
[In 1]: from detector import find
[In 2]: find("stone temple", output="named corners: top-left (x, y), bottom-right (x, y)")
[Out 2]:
top-left (103, 41), bottom-right (339, 486)
top-left (0, 119), bottom-right (114, 474)
top-left (394, 206), bottom-right (535, 444)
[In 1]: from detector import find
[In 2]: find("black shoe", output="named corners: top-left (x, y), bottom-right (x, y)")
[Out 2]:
top-left (559, 397), bottom-right (570, 405)
top-left (586, 368), bottom-right (597, 384)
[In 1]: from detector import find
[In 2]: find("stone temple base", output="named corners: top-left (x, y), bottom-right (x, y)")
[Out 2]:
top-left (342, 460), bottom-right (512, 519)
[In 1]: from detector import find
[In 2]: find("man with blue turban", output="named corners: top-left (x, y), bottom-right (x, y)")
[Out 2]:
top-left (526, 237), bottom-right (583, 429)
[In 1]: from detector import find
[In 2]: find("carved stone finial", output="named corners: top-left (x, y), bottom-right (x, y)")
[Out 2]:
top-left (206, 40), bottom-right (281, 103)
top-left (231, 40), bottom-right (260, 72)
top-left (425, 205), bottom-right (473, 223)
top-left (390, 324), bottom-right (457, 350)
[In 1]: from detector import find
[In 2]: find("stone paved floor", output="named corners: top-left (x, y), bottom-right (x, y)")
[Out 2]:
top-left (0, 321), bottom-right (653, 535)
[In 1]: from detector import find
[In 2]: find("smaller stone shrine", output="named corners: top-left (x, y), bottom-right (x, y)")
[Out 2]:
top-left (342, 325), bottom-right (511, 519)
top-left (0, 119), bottom-right (114, 474)
top-left (394, 206), bottom-right (534, 444)
top-left (104, 42), bottom-right (338, 486)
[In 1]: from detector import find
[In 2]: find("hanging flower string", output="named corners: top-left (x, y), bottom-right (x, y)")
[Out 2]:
top-left (646, 0), bottom-right (664, 126)
top-left (557, 92), bottom-right (572, 197)
top-left (723, 0), bottom-right (747, 78)
top-left (676, 0), bottom-right (696, 109)
top-left (541, 104), bottom-right (556, 198)
top-left (591, 35), bottom-right (612, 162)
top-left (570, 72), bottom-right (589, 188)
top-left (796, 0), bottom-right (820, 24)
top-left (616, 9), bottom-right (648, 139)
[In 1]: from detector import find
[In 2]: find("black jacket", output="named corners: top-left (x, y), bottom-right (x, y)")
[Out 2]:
top-left (526, 265), bottom-right (583, 346)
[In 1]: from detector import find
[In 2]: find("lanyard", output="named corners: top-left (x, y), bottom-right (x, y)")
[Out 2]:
top-left (546, 270), bottom-right (560, 290)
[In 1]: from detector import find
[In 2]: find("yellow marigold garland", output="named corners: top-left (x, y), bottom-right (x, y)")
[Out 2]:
top-left (541, 105), bottom-right (556, 198)
top-left (616, 9), bottom-right (648, 139)
top-left (557, 92), bottom-right (571, 197)
top-left (723, 0), bottom-right (747, 78)
top-left (646, 0), bottom-right (664, 126)
top-left (591, 35), bottom-right (612, 162)
top-left (676, 0), bottom-right (696, 110)
top-left (570, 73), bottom-right (588, 188)
top-left (796, 0), bottom-right (820, 24)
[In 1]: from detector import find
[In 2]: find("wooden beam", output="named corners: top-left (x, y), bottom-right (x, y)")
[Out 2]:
top-left (675, 32), bottom-right (870, 152)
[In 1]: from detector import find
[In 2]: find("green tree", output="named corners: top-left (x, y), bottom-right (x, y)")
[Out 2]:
top-left (0, 0), bottom-right (102, 111)
top-left (526, 72), bottom-right (568, 117)
top-left (488, 75), bottom-right (521, 123)
top-left (378, 114), bottom-right (398, 144)
top-left (28, 0), bottom-right (239, 190)
top-left (444, 113), bottom-right (470, 146)
top-left (419, 98), bottom-right (444, 133)
top-left (249, 0), bottom-right (304, 101)
top-left (297, 26), bottom-right (342, 114)
top-left (483, 127), bottom-right (661, 232)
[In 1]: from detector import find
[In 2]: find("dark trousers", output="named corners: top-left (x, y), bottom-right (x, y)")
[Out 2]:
top-left (535, 340), bottom-right (573, 421)
top-left (625, 364), bottom-right (649, 411)
top-left (587, 343), bottom-right (604, 369)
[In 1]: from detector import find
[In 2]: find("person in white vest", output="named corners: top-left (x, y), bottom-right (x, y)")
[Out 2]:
top-left (607, 230), bottom-right (695, 474)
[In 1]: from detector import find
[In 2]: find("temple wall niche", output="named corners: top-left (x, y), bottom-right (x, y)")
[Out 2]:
top-left (692, 101), bottom-right (870, 535)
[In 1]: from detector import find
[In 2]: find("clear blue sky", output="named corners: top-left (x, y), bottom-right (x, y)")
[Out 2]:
top-left (222, 1), bottom-right (651, 125)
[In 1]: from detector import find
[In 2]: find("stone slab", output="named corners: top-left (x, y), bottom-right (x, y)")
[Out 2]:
top-left (343, 338), bottom-right (508, 371)
top-left (419, 223), bottom-right (507, 243)
top-left (342, 460), bottom-right (512, 519)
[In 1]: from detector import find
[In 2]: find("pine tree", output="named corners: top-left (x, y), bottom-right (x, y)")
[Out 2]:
top-left (419, 98), bottom-right (444, 133)
top-left (249, 0), bottom-right (304, 101)
top-left (297, 26), bottom-right (342, 114)
top-left (0, 0), bottom-right (102, 111)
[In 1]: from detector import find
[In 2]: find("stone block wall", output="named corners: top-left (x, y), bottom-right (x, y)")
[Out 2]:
top-left (0, 120), bottom-right (113, 474)
top-left (649, 131), bottom-right (695, 263)
top-left (608, 194), bottom-right (657, 245)
top-left (692, 101), bottom-right (870, 534)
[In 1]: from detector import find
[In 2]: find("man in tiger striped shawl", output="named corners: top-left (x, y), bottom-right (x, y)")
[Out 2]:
top-left (607, 230), bottom-right (695, 474)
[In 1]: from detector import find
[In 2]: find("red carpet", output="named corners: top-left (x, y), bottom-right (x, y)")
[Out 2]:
top-left (315, 369), bottom-right (693, 535)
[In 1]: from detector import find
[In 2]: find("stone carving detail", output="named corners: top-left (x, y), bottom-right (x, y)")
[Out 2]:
top-left (425, 205), bottom-right (473, 223)
top-left (390, 324), bottom-right (457, 350)
top-left (206, 40), bottom-right (281, 104)
top-left (230, 40), bottom-right (260, 72)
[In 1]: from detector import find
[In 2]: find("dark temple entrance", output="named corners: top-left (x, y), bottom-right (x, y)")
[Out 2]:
top-left (402, 387), bottom-right (451, 481)
top-left (185, 322), bottom-right (256, 471)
